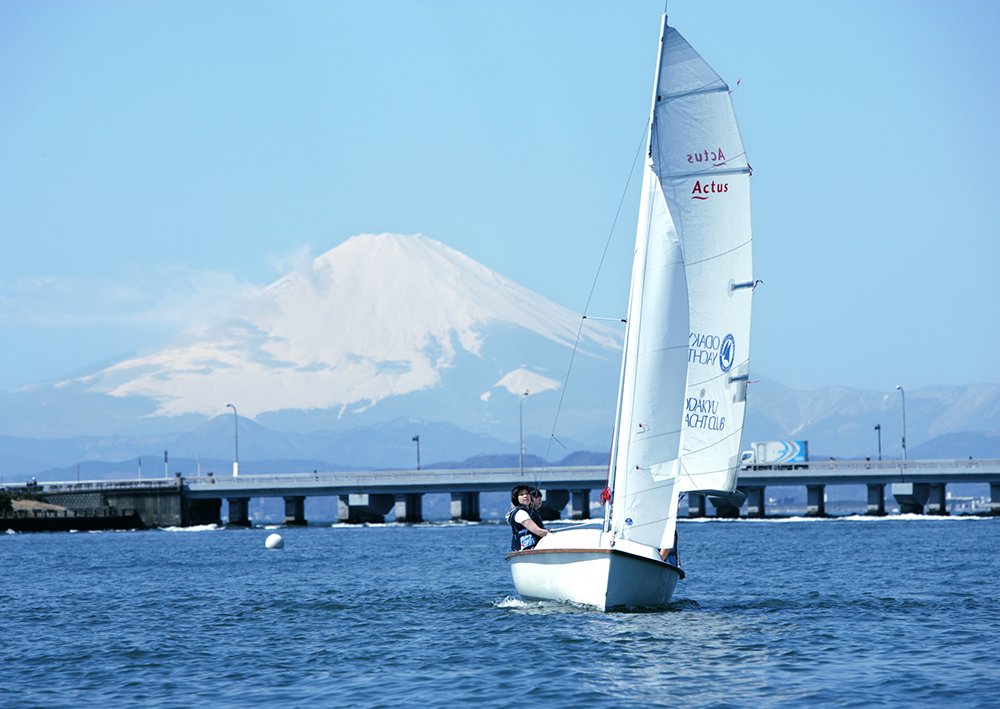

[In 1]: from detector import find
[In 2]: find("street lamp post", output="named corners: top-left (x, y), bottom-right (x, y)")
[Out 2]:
top-left (412, 435), bottom-right (420, 471)
top-left (519, 390), bottom-right (529, 475)
top-left (874, 424), bottom-right (882, 461)
top-left (226, 403), bottom-right (239, 476)
top-left (895, 386), bottom-right (907, 462)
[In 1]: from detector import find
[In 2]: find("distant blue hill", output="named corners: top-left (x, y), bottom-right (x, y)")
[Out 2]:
top-left (3, 402), bottom-right (998, 485)
top-left (28, 451), bottom-right (609, 484)
top-left (910, 431), bottom-right (1000, 460)
top-left (424, 451), bottom-right (609, 470)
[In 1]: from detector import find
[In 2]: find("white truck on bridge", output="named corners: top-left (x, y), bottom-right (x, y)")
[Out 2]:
top-left (741, 440), bottom-right (810, 469)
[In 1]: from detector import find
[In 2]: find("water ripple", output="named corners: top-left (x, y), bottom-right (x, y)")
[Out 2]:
top-left (2, 518), bottom-right (998, 708)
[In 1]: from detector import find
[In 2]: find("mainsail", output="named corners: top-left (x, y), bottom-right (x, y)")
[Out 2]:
top-left (608, 17), bottom-right (753, 549)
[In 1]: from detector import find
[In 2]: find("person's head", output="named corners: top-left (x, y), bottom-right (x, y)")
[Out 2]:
top-left (530, 488), bottom-right (543, 510)
top-left (511, 485), bottom-right (532, 507)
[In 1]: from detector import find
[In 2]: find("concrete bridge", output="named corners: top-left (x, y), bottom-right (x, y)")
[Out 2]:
top-left (728, 458), bottom-right (1000, 517)
top-left (11, 458), bottom-right (1000, 528)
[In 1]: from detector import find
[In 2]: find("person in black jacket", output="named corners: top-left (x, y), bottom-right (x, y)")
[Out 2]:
top-left (507, 485), bottom-right (552, 551)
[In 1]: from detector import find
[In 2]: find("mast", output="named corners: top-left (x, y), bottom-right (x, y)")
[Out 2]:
top-left (604, 12), bottom-right (671, 538)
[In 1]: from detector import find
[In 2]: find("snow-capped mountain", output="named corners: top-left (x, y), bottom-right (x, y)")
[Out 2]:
top-left (3, 233), bottom-right (998, 467)
top-left (4, 234), bottom-right (623, 442)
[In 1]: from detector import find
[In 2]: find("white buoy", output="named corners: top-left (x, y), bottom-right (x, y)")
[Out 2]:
top-left (265, 533), bottom-right (284, 549)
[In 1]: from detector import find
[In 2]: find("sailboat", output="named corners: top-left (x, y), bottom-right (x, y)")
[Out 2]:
top-left (506, 14), bottom-right (753, 611)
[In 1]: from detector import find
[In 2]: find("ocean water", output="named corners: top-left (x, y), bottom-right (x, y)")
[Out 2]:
top-left (2, 516), bottom-right (998, 708)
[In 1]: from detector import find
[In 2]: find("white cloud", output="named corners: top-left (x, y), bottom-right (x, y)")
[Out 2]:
top-left (266, 243), bottom-right (315, 275)
top-left (0, 264), bottom-right (260, 329)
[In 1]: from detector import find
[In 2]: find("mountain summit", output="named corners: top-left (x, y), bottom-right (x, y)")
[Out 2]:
top-left (19, 234), bottom-right (622, 440)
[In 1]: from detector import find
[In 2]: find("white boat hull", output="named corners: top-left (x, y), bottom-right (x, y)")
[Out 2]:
top-left (506, 528), bottom-right (683, 611)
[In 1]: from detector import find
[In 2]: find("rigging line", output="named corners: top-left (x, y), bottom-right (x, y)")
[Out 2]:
top-left (541, 118), bottom-right (650, 467)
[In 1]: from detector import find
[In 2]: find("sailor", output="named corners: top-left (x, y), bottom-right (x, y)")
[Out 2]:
top-left (529, 488), bottom-right (546, 523)
top-left (506, 487), bottom-right (546, 529)
top-left (658, 530), bottom-right (679, 565)
top-left (506, 486), bottom-right (540, 530)
top-left (507, 485), bottom-right (553, 551)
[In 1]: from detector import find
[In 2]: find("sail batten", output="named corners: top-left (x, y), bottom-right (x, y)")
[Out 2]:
top-left (659, 167), bottom-right (751, 181)
top-left (656, 85), bottom-right (730, 102)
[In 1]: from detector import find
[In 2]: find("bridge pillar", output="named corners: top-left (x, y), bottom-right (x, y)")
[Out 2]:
top-left (183, 498), bottom-right (221, 527)
top-left (283, 496), bottom-right (307, 526)
top-left (806, 485), bottom-right (826, 517)
top-left (991, 482), bottom-right (1000, 515)
top-left (745, 486), bottom-right (766, 518)
top-left (338, 494), bottom-right (395, 524)
top-left (539, 489), bottom-right (569, 521)
top-left (927, 483), bottom-right (947, 515)
top-left (450, 492), bottom-right (480, 522)
top-left (866, 484), bottom-right (886, 516)
top-left (394, 493), bottom-right (423, 523)
top-left (892, 482), bottom-right (929, 514)
top-left (569, 490), bottom-right (590, 520)
top-left (687, 493), bottom-right (706, 518)
top-left (227, 498), bottom-right (251, 527)
top-left (709, 495), bottom-right (741, 518)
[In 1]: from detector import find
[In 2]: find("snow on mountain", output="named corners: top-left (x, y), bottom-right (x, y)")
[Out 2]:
top-left (48, 234), bottom-right (622, 440)
top-left (486, 368), bottom-right (561, 401)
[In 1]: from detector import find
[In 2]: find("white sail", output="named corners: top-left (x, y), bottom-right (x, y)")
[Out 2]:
top-left (608, 155), bottom-right (688, 549)
top-left (651, 26), bottom-right (753, 496)
top-left (609, 19), bottom-right (752, 546)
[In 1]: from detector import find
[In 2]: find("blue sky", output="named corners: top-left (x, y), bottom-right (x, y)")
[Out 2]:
top-left (2, 0), bottom-right (998, 395)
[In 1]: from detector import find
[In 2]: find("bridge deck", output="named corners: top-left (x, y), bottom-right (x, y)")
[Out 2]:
top-left (20, 459), bottom-right (1000, 500)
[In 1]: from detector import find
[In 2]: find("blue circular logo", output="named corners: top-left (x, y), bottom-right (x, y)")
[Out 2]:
top-left (719, 334), bottom-right (735, 373)
top-left (625, 518), bottom-right (633, 526)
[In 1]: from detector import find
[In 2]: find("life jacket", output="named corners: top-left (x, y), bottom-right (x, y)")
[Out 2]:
top-left (508, 505), bottom-right (540, 551)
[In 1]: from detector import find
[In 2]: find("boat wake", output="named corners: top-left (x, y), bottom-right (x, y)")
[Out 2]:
top-left (492, 595), bottom-right (595, 614)
top-left (159, 523), bottom-right (221, 532)
top-left (494, 593), bottom-right (701, 614)
top-left (492, 595), bottom-right (529, 609)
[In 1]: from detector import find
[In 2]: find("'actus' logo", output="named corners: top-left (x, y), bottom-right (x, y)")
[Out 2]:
top-left (687, 148), bottom-right (727, 166)
top-left (691, 180), bottom-right (729, 200)
top-left (719, 334), bottom-right (735, 373)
